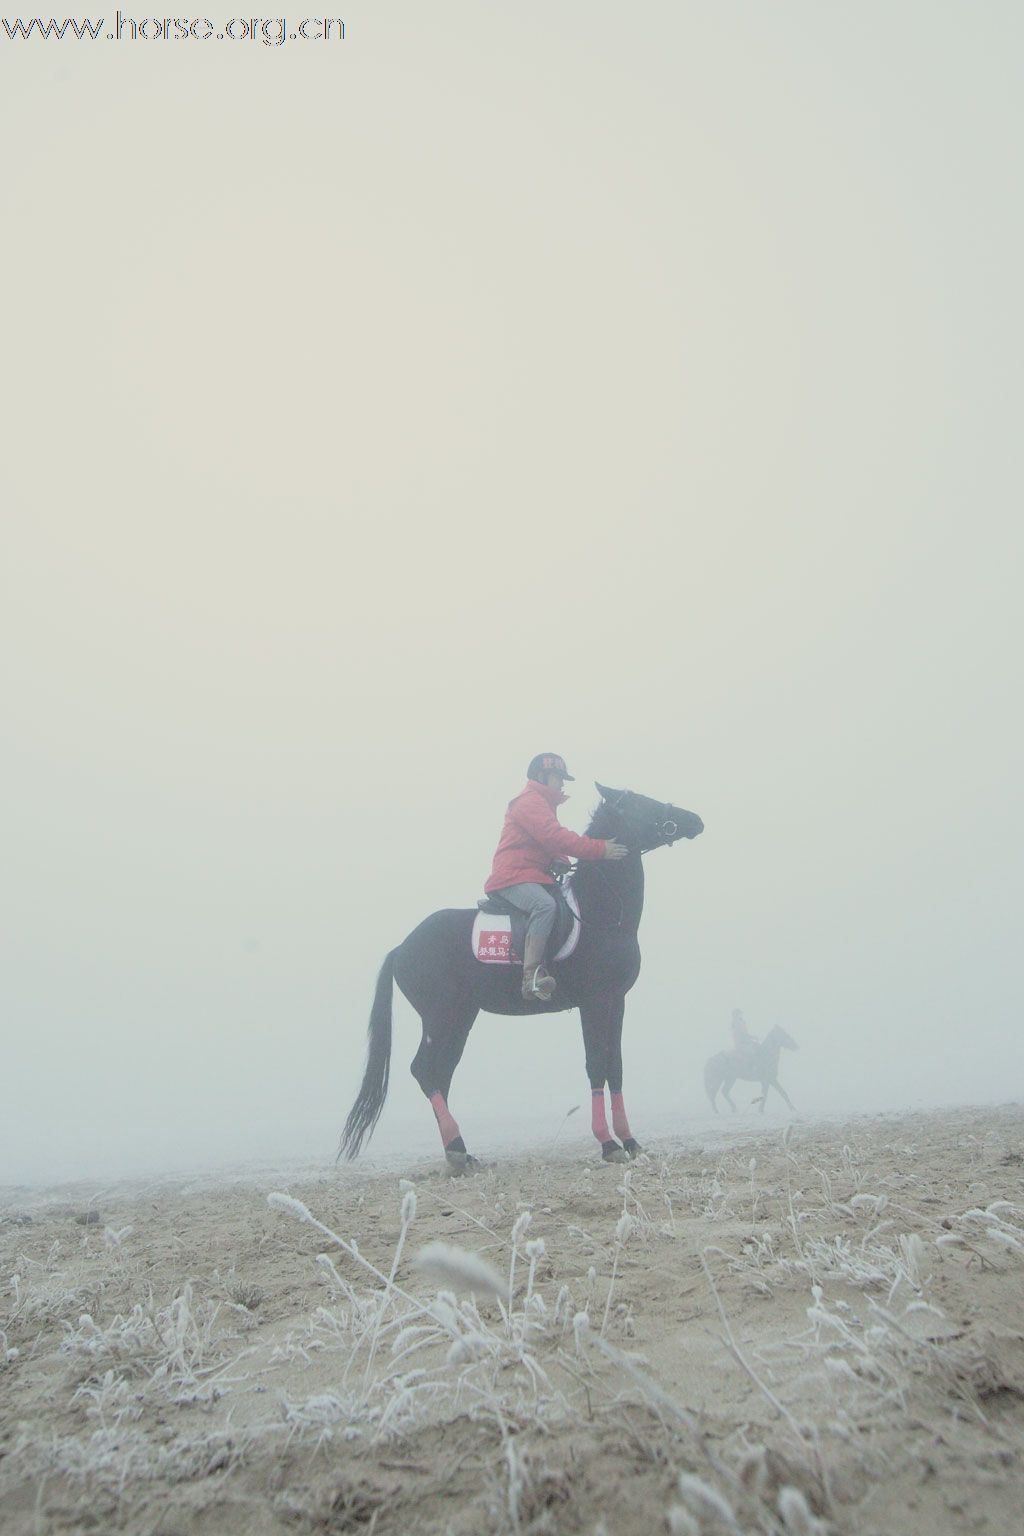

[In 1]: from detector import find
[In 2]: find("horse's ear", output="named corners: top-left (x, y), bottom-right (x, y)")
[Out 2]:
top-left (595, 782), bottom-right (622, 801)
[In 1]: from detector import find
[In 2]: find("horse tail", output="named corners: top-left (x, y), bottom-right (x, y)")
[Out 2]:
top-left (704, 1055), bottom-right (721, 1109)
top-left (338, 950), bottom-right (398, 1161)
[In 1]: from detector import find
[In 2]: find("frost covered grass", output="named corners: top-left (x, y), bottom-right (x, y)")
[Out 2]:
top-left (59, 1283), bottom-right (233, 1396)
top-left (265, 1186), bottom-right (573, 1442)
top-left (257, 1175), bottom-right (839, 1536)
top-left (2, 1105), bottom-right (1022, 1534)
top-left (701, 1123), bottom-right (1024, 1466)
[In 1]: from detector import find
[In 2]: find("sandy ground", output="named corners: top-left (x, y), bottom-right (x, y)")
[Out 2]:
top-left (2, 1102), bottom-right (1023, 1536)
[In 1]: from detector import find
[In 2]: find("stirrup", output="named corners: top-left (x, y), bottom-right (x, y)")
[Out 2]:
top-left (523, 965), bottom-right (555, 1002)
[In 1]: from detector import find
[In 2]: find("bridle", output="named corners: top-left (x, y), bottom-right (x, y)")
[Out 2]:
top-left (576, 793), bottom-right (682, 930)
top-left (656, 807), bottom-right (680, 846)
top-left (602, 789), bottom-right (681, 853)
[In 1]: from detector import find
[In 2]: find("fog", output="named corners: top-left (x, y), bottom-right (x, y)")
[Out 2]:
top-left (3, 3), bottom-right (1021, 1186)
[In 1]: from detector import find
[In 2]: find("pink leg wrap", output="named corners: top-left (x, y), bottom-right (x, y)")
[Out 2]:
top-left (429, 1092), bottom-right (460, 1148)
top-left (610, 1091), bottom-right (632, 1141)
top-left (591, 1089), bottom-right (610, 1143)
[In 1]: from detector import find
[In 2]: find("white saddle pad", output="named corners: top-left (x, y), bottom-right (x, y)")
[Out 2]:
top-left (471, 885), bottom-right (580, 966)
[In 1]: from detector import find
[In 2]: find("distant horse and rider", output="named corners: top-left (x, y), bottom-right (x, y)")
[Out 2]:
top-left (704, 1009), bottom-right (798, 1114)
top-left (340, 754), bottom-right (704, 1168)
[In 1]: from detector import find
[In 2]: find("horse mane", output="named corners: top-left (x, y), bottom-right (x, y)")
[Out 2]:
top-left (584, 798), bottom-right (620, 839)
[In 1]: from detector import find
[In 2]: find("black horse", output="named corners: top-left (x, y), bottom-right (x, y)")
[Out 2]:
top-left (704, 1026), bottom-right (798, 1114)
top-left (339, 784), bottom-right (704, 1168)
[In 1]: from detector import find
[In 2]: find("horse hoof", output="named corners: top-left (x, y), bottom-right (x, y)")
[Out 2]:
top-left (622, 1138), bottom-right (643, 1158)
top-left (445, 1150), bottom-right (480, 1176)
top-left (601, 1140), bottom-right (629, 1165)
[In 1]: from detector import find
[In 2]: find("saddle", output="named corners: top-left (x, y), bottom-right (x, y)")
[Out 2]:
top-left (472, 880), bottom-right (580, 968)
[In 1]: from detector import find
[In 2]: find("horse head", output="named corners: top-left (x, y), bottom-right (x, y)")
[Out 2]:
top-left (768, 1026), bottom-right (799, 1051)
top-left (594, 783), bottom-right (704, 852)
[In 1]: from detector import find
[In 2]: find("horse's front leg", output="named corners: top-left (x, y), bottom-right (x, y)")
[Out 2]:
top-left (580, 997), bottom-right (629, 1165)
top-left (605, 992), bottom-right (642, 1157)
top-left (770, 1078), bottom-right (796, 1111)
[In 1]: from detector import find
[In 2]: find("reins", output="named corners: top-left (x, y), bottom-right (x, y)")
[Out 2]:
top-left (570, 794), bottom-right (679, 933)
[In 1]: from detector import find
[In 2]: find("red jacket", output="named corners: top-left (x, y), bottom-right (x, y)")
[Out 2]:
top-left (485, 780), bottom-right (608, 892)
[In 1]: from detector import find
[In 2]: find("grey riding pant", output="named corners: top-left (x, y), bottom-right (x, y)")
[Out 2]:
top-left (492, 882), bottom-right (557, 947)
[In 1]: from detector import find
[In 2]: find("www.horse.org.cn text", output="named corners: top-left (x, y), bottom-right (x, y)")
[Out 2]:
top-left (1, 14), bottom-right (347, 42)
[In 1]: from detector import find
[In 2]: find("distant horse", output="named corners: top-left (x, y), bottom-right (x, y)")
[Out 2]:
top-left (704, 1026), bottom-right (798, 1113)
top-left (339, 784), bottom-right (704, 1168)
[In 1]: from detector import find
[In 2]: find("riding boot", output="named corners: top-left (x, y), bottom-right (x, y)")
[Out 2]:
top-left (522, 934), bottom-right (555, 1001)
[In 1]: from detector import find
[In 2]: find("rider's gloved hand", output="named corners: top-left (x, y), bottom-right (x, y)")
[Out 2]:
top-left (603, 841), bottom-right (628, 860)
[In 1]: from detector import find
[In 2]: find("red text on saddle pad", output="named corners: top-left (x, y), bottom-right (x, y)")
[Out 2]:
top-left (475, 928), bottom-right (514, 963)
top-left (470, 887), bottom-right (580, 967)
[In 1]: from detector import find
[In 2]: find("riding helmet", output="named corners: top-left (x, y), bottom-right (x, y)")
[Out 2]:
top-left (527, 753), bottom-right (575, 781)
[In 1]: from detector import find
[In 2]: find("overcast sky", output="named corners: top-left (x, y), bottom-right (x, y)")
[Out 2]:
top-left (3, 2), bottom-right (1022, 1185)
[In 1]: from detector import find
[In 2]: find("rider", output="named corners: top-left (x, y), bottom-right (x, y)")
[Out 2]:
top-left (486, 754), bottom-right (627, 1002)
top-left (730, 1009), bottom-right (760, 1063)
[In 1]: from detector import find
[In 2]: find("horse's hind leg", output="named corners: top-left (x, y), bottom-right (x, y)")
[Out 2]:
top-left (410, 1005), bottom-right (479, 1170)
top-left (721, 1077), bottom-right (738, 1112)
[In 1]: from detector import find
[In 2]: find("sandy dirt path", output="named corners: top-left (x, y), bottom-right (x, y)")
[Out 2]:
top-left (2, 1103), bottom-right (1023, 1535)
